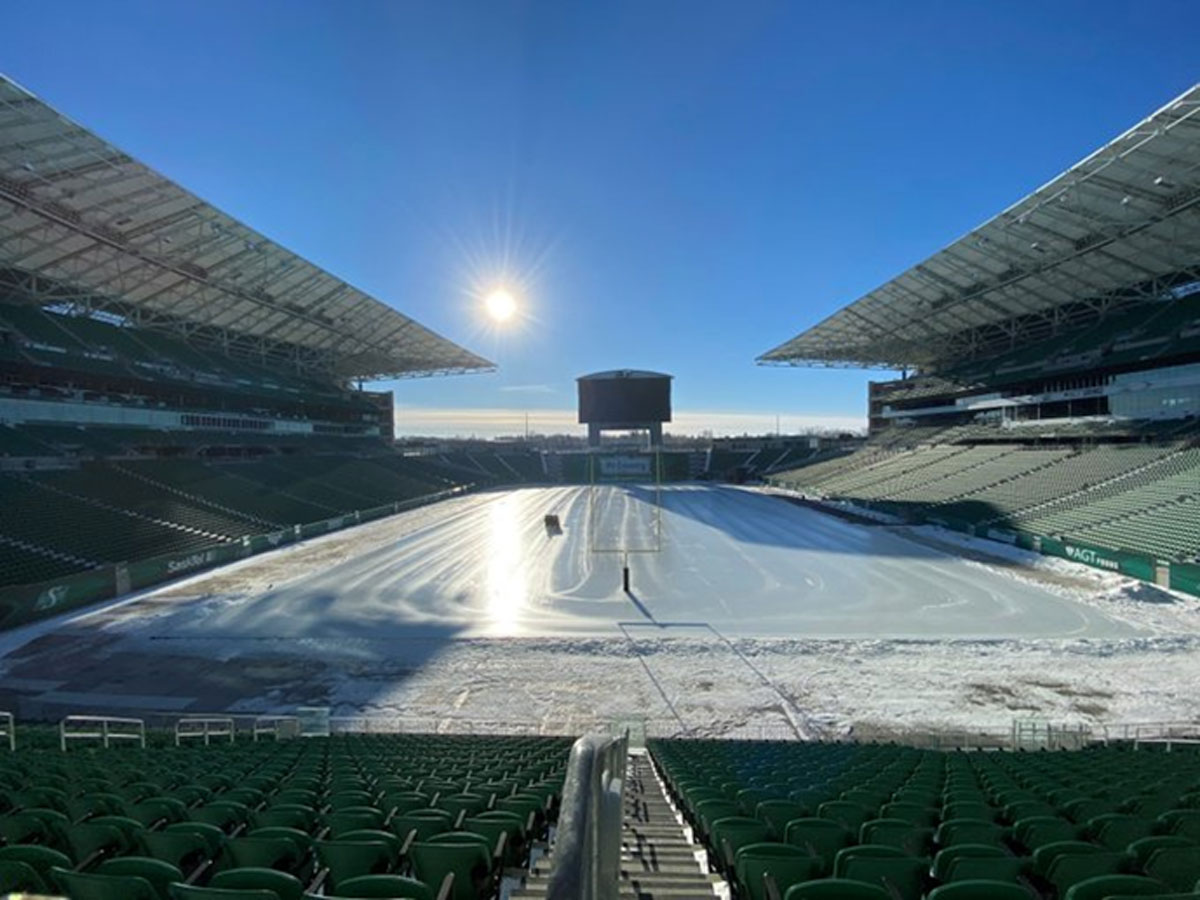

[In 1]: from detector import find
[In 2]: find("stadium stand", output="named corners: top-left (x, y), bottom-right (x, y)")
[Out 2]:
top-left (0, 75), bottom-right (524, 595)
top-left (770, 437), bottom-right (1200, 562)
top-left (651, 738), bottom-right (1200, 900)
top-left (0, 447), bottom-right (556, 589)
top-left (759, 84), bottom-right (1200, 571)
top-left (0, 727), bottom-right (570, 900)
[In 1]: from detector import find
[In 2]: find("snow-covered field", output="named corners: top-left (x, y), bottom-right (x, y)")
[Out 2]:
top-left (1, 484), bottom-right (1197, 739)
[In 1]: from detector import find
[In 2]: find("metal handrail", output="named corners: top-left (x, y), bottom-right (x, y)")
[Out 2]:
top-left (60, 715), bottom-right (145, 751)
top-left (0, 712), bottom-right (13, 751)
top-left (545, 730), bottom-right (628, 900)
top-left (253, 715), bottom-right (300, 741)
top-left (175, 717), bottom-right (235, 746)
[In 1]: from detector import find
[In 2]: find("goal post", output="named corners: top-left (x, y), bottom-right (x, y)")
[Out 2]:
top-left (586, 450), bottom-right (663, 557)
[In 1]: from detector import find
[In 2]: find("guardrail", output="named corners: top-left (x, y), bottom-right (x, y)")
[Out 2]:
top-left (546, 730), bottom-right (629, 900)
top-left (1097, 721), bottom-right (1200, 749)
top-left (175, 717), bottom-right (235, 746)
top-left (254, 715), bottom-right (301, 741)
top-left (60, 715), bottom-right (145, 751)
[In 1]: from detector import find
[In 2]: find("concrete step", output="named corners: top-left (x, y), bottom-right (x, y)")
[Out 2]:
top-left (514, 750), bottom-right (723, 899)
top-left (521, 873), bottom-right (720, 891)
top-left (514, 889), bottom-right (717, 899)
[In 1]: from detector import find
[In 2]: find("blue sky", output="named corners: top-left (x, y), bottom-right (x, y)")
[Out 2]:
top-left (6, 1), bottom-right (1199, 436)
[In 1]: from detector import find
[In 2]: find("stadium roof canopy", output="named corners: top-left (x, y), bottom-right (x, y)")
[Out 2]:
top-left (760, 84), bottom-right (1200, 372)
top-left (0, 75), bottom-right (493, 380)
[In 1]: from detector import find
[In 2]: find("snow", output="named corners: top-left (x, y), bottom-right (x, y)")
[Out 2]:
top-left (1, 484), bottom-right (1197, 739)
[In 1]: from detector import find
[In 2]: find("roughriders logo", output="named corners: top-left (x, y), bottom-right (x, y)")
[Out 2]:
top-left (34, 585), bottom-right (69, 611)
top-left (166, 551), bottom-right (215, 574)
top-left (1064, 545), bottom-right (1119, 571)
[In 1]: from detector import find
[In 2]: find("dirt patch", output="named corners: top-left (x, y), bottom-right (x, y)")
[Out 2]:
top-left (964, 681), bottom-right (1040, 712)
top-left (1022, 677), bottom-right (1114, 700)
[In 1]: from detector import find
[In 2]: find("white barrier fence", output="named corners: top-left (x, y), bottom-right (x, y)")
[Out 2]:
top-left (174, 717), bottom-right (235, 746)
top-left (0, 712), bottom-right (13, 751)
top-left (12, 710), bottom-right (1199, 752)
top-left (60, 715), bottom-right (145, 750)
top-left (254, 716), bottom-right (301, 741)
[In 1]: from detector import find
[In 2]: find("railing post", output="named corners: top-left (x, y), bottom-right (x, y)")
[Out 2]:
top-left (546, 731), bottom-right (629, 900)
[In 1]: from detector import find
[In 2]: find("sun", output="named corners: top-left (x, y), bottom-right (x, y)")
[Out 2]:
top-left (484, 289), bottom-right (517, 322)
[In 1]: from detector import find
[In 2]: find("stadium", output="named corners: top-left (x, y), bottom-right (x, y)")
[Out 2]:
top-left (0, 64), bottom-right (1199, 900)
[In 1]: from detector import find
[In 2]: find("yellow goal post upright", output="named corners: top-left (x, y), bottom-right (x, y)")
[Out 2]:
top-left (586, 450), bottom-right (663, 590)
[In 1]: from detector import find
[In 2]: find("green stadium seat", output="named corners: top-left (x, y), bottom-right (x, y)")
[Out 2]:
top-left (1032, 840), bottom-right (1107, 876)
top-left (316, 839), bottom-right (395, 891)
top-left (95, 856), bottom-right (184, 900)
top-left (1161, 810), bottom-right (1200, 840)
top-left (836, 853), bottom-right (926, 900)
top-left (754, 800), bottom-right (811, 839)
top-left (945, 855), bottom-right (1031, 884)
top-left (0, 843), bottom-right (73, 880)
top-left (931, 843), bottom-right (1008, 881)
top-left (225, 836), bottom-right (302, 872)
top-left (332, 873), bottom-right (435, 898)
top-left (391, 812), bottom-right (453, 843)
top-left (709, 816), bottom-right (772, 870)
top-left (0, 812), bottom-right (50, 845)
top-left (191, 801), bottom-right (251, 833)
top-left (253, 804), bottom-right (317, 833)
top-left (64, 821), bottom-right (126, 864)
top-left (130, 797), bottom-right (189, 827)
top-left (784, 878), bottom-right (891, 899)
top-left (1126, 835), bottom-right (1195, 867)
top-left (859, 817), bottom-right (931, 854)
top-left (694, 798), bottom-right (742, 835)
top-left (210, 866), bottom-right (305, 900)
top-left (935, 818), bottom-right (1007, 847)
top-left (880, 802), bottom-right (938, 827)
top-left (926, 880), bottom-right (1033, 900)
top-left (1087, 814), bottom-right (1158, 850)
top-left (1062, 874), bottom-right (1169, 900)
top-left (784, 818), bottom-right (853, 874)
top-left (246, 826), bottom-right (314, 858)
top-left (139, 830), bottom-right (210, 871)
top-left (408, 839), bottom-right (491, 900)
top-left (51, 866), bottom-right (160, 900)
top-left (169, 885), bottom-right (277, 900)
top-left (818, 800), bottom-right (872, 833)
top-left (942, 803), bottom-right (999, 823)
top-left (382, 791), bottom-right (433, 816)
top-left (1143, 846), bottom-right (1200, 893)
top-left (734, 843), bottom-right (821, 900)
top-left (0, 860), bottom-right (49, 894)
top-left (325, 808), bottom-right (386, 837)
top-left (1014, 814), bottom-right (1080, 849)
top-left (1046, 850), bottom-right (1131, 896)
top-left (461, 812), bottom-right (526, 866)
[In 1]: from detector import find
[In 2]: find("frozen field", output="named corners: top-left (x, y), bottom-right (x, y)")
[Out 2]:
top-left (0, 484), bottom-right (1197, 738)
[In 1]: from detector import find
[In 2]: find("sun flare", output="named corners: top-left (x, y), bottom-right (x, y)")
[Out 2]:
top-left (484, 289), bottom-right (517, 322)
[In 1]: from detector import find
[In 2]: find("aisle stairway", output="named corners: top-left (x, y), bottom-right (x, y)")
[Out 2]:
top-left (516, 751), bottom-right (723, 899)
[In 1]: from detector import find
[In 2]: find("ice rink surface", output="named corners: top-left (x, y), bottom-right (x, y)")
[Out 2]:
top-left (143, 484), bottom-right (1135, 641)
